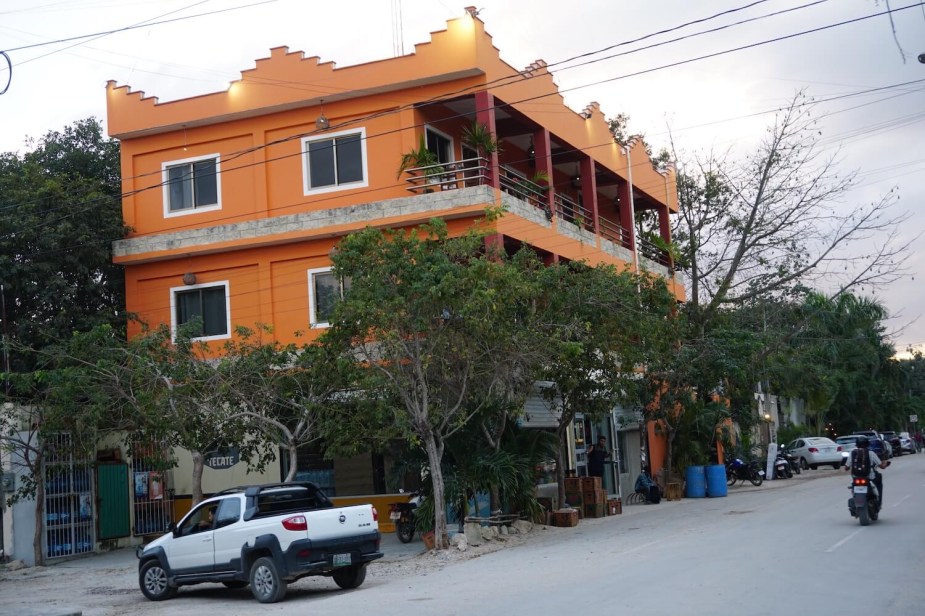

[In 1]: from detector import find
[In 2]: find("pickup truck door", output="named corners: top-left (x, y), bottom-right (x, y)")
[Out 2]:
top-left (212, 497), bottom-right (244, 572)
top-left (168, 502), bottom-right (217, 574)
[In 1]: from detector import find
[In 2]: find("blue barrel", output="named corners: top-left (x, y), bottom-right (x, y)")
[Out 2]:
top-left (705, 464), bottom-right (728, 497)
top-left (685, 465), bottom-right (706, 498)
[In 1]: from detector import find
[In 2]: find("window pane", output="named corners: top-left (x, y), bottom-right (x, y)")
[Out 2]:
top-left (168, 165), bottom-right (192, 211)
top-left (313, 272), bottom-right (338, 323)
top-left (193, 159), bottom-right (218, 206)
top-left (176, 290), bottom-right (203, 337)
top-left (308, 139), bottom-right (336, 188)
top-left (335, 134), bottom-right (363, 184)
top-left (201, 286), bottom-right (228, 336)
top-left (426, 130), bottom-right (451, 164)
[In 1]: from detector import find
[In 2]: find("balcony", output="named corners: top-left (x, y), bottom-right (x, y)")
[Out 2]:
top-left (404, 158), bottom-right (670, 269)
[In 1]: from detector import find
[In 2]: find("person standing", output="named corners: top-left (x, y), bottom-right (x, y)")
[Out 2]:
top-left (587, 436), bottom-right (610, 478)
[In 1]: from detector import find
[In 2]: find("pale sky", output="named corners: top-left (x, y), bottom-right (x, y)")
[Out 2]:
top-left (1, 0), bottom-right (923, 352)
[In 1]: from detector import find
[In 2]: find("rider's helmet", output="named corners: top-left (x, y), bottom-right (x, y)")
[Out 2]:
top-left (856, 435), bottom-right (870, 448)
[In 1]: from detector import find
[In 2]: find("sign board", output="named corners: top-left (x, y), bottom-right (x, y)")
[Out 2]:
top-left (911, 415), bottom-right (918, 424)
top-left (204, 446), bottom-right (240, 470)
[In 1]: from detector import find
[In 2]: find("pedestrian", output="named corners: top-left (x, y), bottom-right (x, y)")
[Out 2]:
top-left (587, 436), bottom-right (610, 478)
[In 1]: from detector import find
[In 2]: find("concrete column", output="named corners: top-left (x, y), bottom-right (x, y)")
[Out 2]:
top-left (474, 91), bottom-right (499, 190)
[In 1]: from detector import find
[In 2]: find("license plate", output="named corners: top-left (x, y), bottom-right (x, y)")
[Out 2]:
top-left (758, 470), bottom-right (765, 476)
top-left (389, 511), bottom-right (401, 520)
top-left (333, 553), bottom-right (351, 567)
top-left (854, 485), bottom-right (868, 494)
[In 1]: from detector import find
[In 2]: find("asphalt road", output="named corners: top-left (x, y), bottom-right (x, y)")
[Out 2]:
top-left (3, 455), bottom-right (923, 615)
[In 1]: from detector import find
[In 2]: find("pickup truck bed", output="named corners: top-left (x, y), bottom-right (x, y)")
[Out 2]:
top-left (137, 482), bottom-right (383, 603)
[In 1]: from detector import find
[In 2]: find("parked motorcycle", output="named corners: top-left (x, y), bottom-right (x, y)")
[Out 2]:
top-left (726, 457), bottom-right (765, 486)
top-left (848, 460), bottom-right (890, 526)
top-left (388, 491), bottom-right (422, 543)
top-left (774, 451), bottom-right (792, 479)
top-left (781, 446), bottom-right (801, 475)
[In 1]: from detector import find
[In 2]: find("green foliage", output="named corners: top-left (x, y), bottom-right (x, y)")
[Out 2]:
top-left (0, 118), bottom-right (126, 369)
top-left (461, 121), bottom-right (500, 157)
top-left (397, 134), bottom-right (440, 178)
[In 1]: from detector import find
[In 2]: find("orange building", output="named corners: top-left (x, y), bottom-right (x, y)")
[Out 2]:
top-left (107, 10), bottom-right (682, 501)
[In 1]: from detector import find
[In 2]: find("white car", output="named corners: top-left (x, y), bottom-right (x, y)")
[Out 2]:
top-left (783, 436), bottom-right (843, 470)
top-left (835, 435), bottom-right (860, 465)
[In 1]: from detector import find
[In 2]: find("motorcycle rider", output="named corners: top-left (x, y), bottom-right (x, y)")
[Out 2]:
top-left (844, 435), bottom-right (889, 505)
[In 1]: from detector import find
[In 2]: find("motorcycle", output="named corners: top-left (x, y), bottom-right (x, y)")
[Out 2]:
top-left (848, 461), bottom-right (890, 526)
top-left (774, 451), bottom-right (792, 479)
top-left (726, 457), bottom-right (765, 486)
top-left (781, 447), bottom-right (801, 475)
top-left (388, 491), bottom-right (422, 543)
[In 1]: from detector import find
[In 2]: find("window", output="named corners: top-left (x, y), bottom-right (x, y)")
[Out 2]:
top-left (302, 129), bottom-right (367, 194)
top-left (162, 154), bottom-right (221, 216)
top-left (171, 281), bottom-right (230, 340)
top-left (308, 267), bottom-right (350, 327)
top-left (425, 126), bottom-right (454, 164)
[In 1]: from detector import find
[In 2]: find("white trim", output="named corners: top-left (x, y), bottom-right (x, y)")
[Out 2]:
top-left (301, 128), bottom-right (368, 196)
top-left (307, 267), bottom-right (333, 329)
top-left (161, 153), bottom-right (222, 218)
top-left (169, 279), bottom-right (231, 341)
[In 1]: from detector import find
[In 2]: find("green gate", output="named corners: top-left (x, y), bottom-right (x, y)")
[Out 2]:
top-left (96, 463), bottom-right (130, 539)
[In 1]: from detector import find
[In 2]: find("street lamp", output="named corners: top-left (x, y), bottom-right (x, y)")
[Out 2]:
top-left (763, 413), bottom-right (772, 449)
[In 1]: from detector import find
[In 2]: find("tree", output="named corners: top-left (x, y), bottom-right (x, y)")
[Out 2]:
top-left (534, 261), bottom-right (676, 507)
top-left (0, 118), bottom-right (126, 369)
top-left (324, 220), bottom-right (536, 549)
top-left (214, 326), bottom-right (345, 482)
top-left (674, 92), bottom-right (910, 322)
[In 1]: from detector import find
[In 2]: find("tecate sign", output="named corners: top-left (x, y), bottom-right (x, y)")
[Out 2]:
top-left (204, 447), bottom-right (240, 469)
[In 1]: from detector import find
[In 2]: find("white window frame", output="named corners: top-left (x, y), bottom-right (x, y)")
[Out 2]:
top-left (308, 267), bottom-right (349, 329)
top-left (301, 128), bottom-right (369, 196)
top-left (162, 153), bottom-right (222, 218)
top-left (169, 280), bottom-right (231, 342)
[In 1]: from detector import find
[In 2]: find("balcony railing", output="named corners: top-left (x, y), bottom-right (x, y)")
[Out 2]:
top-left (638, 236), bottom-right (672, 267)
top-left (402, 158), bottom-right (668, 265)
top-left (553, 193), bottom-right (593, 231)
top-left (403, 156), bottom-right (488, 193)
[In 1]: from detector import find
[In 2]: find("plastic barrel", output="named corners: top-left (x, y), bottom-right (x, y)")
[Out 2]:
top-left (685, 465), bottom-right (706, 498)
top-left (705, 464), bottom-right (728, 497)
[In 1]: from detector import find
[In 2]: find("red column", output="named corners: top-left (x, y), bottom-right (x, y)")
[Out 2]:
top-left (474, 91), bottom-right (499, 190)
top-left (534, 128), bottom-right (554, 219)
top-left (658, 203), bottom-right (673, 269)
top-left (580, 156), bottom-right (598, 235)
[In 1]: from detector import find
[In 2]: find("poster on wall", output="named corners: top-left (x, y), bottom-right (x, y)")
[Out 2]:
top-left (134, 472), bottom-right (148, 498)
top-left (148, 472), bottom-right (164, 500)
top-left (79, 492), bottom-right (92, 520)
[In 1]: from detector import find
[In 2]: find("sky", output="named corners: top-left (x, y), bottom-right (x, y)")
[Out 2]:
top-left (1, 0), bottom-right (923, 353)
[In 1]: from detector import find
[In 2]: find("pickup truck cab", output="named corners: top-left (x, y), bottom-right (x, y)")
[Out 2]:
top-left (137, 481), bottom-right (382, 603)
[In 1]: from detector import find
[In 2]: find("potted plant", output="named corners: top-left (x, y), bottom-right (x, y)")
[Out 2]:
top-left (398, 135), bottom-right (444, 192)
top-left (461, 121), bottom-right (500, 159)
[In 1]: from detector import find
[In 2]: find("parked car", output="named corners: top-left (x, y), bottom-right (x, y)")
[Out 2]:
top-left (879, 431), bottom-right (902, 456)
top-left (899, 432), bottom-right (918, 454)
top-left (783, 436), bottom-right (843, 470)
top-left (835, 435), bottom-right (860, 465)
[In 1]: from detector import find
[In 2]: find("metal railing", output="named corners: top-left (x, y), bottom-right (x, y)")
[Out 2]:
top-left (404, 156), bottom-right (488, 193)
top-left (553, 193), bottom-right (593, 231)
top-left (498, 165), bottom-right (549, 211)
top-left (598, 217), bottom-right (632, 248)
top-left (638, 236), bottom-right (672, 267)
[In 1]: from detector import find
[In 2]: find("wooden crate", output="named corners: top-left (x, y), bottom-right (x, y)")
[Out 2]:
top-left (564, 491), bottom-right (583, 507)
top-left (606, 499), bottom-right (622, 515)
top-left (565, 477), bottom-right (582, 493)
top-left (580, 476), bottom-right (602, 491)
top-left (582, 489), bottom-right (603, 504)
top-left (553, 509), bottom-right (579, 527)
top-left (583, 503), bottom-right (605, 519)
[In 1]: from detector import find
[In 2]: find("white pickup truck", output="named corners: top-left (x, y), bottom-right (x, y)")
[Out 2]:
top-left (137, 482), bottom-right (383, 603)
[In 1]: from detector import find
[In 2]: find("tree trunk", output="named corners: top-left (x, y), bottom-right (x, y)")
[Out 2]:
top-left (191, 450), bottom-right (204, 506)
top-left (285, 442), bottom-right (298, 482)
top-left (33, 454), bottom-right (45, 566)
top-left (555, 424), bottom-right (568, 511)
top-left (422, 432), bottom-right (448, 550)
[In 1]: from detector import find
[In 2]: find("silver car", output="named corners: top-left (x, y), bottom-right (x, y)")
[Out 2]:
top-left (784, 436), bottom-right (843, 470)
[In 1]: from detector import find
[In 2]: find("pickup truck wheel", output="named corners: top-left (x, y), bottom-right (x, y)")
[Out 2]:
top-left (250, 557), bottom-right (287, 603)
top-left (333, 564), bottom-right (367, 590)
top-left (140, 560), bottom-right (177, 601)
